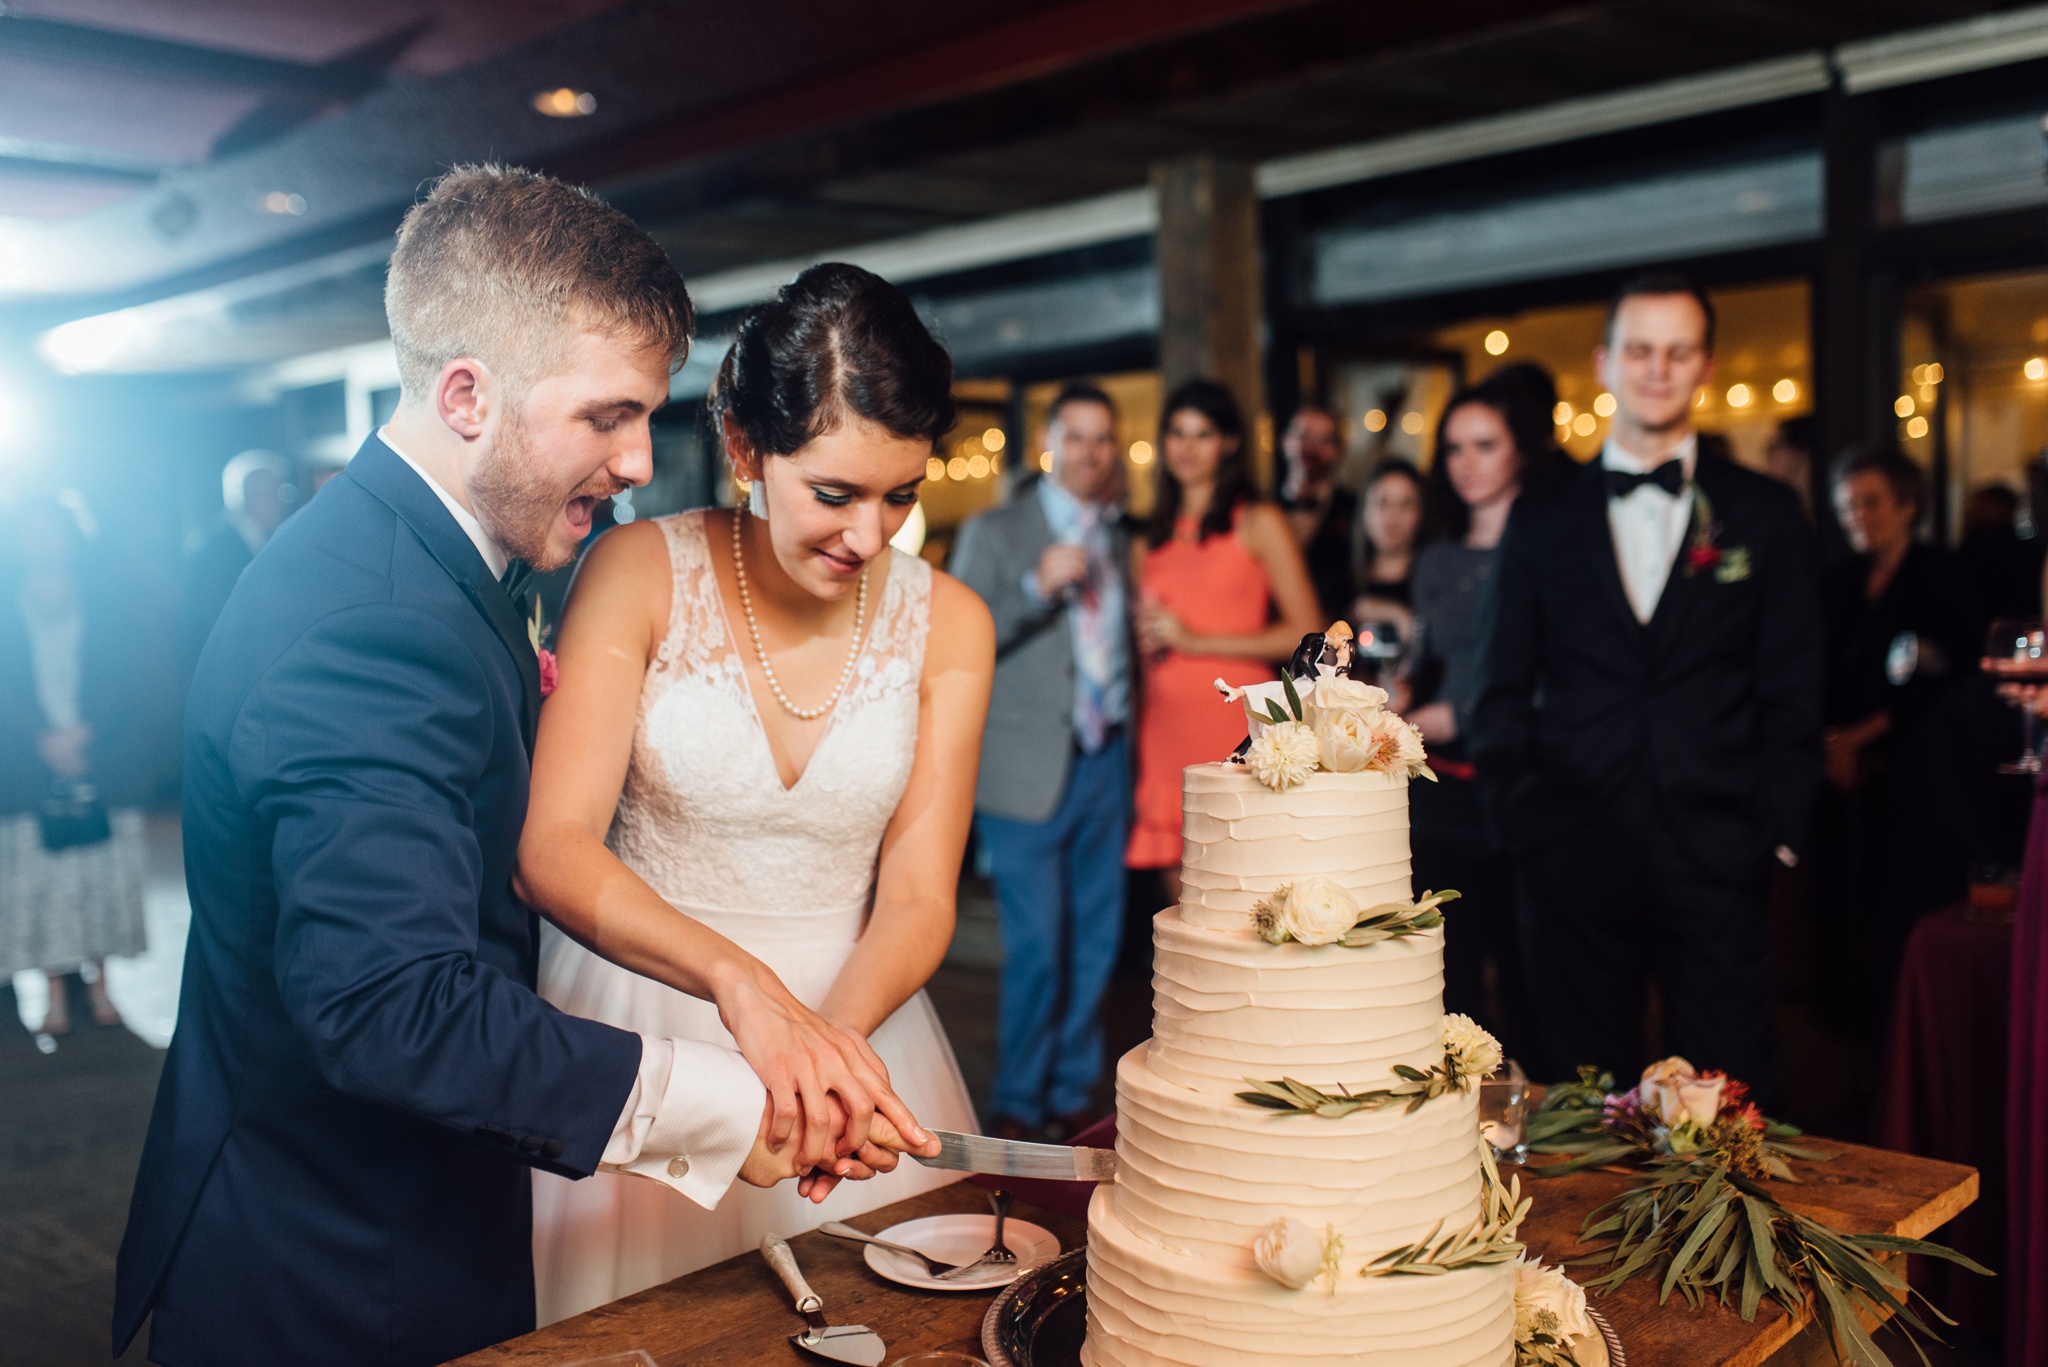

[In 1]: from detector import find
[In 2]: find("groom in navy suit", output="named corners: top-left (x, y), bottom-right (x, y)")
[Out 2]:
top-left (115, 168), bottom-right (908, 1367)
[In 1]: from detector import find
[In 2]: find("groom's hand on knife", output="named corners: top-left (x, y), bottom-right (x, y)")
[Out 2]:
top-left (739, 1100), bottom-right (940, 1203)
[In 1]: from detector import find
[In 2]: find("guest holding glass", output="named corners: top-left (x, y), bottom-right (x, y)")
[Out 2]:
top-left (1405, 376), bottom-right (1557, 1051)
top-left (1127, 379), bottom-right (1320, 901)
top-left (1280, 404), bottom-right (1356, 622)
top-left (1, 495), bottom-right (173, 1036)
top-left (951, 383), bottom-right (1134, 1141)
top-left (1349, 458), bottom-right (1426, 650)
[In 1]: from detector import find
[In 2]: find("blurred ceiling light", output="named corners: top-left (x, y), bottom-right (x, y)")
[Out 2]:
top-left (255, 191), bottom-right (306, 216)
top-left (1400, 411), bottom-right (1425, 435)
top-left (1552, 402), bottom-right (1572, 426)
top-left (982, 427), bottom-right (1006, 452)
top-left (533, 88), bottom-right (598, 117)
top-left (926, 456), bottom-right (946, 482)
top-left (947, 456), bottom-right (969, 481)
top-left (40, 309), bottom-right (150, 374)
top-left (1910, 364), bottom-right (1928, 385)
top-left (1905, 415), bottom-right (1930, 439)
top-left (1894, 395), bottom-right (1915, 417)
top-left (1483, 329), bottom-right (1509, 356)
top-left (1038, 450), bottom-right (1053, 471)
top-left (1593, 392), bottom-right (1617, 417)
top-left (1363, 409), bottom-right (1387, 433)
top-left (1129, 440), bottom-right (1154, 465)
top-left (1572, 412), bottom-right (1597, 437)
top-left (1773, 378), bottom-right (1798, 403)
top-left (1926, 362), bottom-right (1944, 384)
top-left (2029, 357), bottom-right (2048, 382)
top-left (1727, 384), bottom-right (1753, 408)
top-left (966, 453), bottom-right (991, 479)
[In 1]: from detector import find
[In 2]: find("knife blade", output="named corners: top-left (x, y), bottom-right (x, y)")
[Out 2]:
top-left (912, 1129), bottom-right (1117, 1181)
top-left (759, 1234), bottom-right (886, 1366)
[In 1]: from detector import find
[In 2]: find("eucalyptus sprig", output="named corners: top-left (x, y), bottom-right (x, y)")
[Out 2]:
top-left (1364, 1143), bottom-right (1529, 1277)
top-left (1336, 889), bottom-right (1458, 948)
top-left (1572, 1157), bottom-right (1992, 1367)
top-left (1238, 1061), bottom-right (1460, 1119)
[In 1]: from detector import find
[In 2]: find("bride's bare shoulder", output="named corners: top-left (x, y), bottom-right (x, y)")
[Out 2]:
top-left (563, 517), bottom-right (682, 645)
top-left (923, 565), bottom-right (994, 676)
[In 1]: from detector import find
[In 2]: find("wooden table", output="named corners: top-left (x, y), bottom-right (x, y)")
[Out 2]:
top-left (449, 1141), bottom-right (1976, 1367)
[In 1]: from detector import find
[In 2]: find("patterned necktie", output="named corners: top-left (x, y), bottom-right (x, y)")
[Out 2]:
top-left (1070, 506), bottom-right (1113, 753)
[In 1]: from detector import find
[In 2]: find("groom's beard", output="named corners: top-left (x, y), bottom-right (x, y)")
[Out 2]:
top-left (471, 402), bottom-right (628, 571)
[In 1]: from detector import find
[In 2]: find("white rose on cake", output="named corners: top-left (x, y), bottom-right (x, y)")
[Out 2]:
top-left (1513, 1254), bottom-right (1594, 1343)
top-left (1443, 1013), bottom-right (1502, 1084)
top-left (1280, 878), bottom-right (1360, 946)
top-left (1250, 1217), bottom-right (1341, 1292)
top-left (1245, 720), bottom-right (1319, 791)
top-left (1304, 675), bottom-right (1388, 729)
top-left (1313, 709), bottom-right (1374, 772)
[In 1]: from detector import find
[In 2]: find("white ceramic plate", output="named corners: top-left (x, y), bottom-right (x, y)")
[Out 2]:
top-left (863, 1213), bottom-right (1061, 1292)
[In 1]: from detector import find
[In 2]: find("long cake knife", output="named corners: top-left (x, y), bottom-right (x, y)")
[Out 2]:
top-left (911, 1129), bottom-right (1117, 1180)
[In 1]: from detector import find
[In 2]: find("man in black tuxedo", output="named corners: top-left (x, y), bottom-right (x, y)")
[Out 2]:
top-left (1471, 272), bottom-right (1821, 1096)
top-left (115, 167), bottom-right (920, 1367)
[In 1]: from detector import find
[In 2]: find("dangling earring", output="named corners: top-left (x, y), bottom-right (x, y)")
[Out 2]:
top-left (748, 475), bottom-right (768, 519)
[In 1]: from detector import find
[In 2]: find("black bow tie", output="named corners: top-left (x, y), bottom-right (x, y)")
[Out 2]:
top-left (499, 560), bottom-right (535, 608)
top-left (1605, 461), bottom-right (1687, 499)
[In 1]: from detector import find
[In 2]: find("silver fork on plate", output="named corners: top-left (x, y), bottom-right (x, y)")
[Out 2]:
top-left (816, 1221), bottom-right (980, 1279)
top-left (935, 1186), bottom-right (1016, 1281)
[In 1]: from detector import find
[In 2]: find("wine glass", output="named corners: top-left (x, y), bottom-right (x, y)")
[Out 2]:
top-left (1984, 617), bottom-right (2048, 775)
top-left (1351, 618), bottom-right (1405, 686)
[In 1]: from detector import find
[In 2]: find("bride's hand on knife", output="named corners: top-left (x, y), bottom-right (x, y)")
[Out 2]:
top-left (740, 1099), bottom-right (923, 1202)
top-left (714, 958), bottom-right (938, 1174)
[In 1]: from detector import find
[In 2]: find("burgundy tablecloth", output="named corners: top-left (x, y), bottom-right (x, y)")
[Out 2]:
top-left (1878, 901), bottom-right (2011, 1332)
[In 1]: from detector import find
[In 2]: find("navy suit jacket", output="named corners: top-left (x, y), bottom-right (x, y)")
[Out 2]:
top-left (115, 436), bottom-right (644, 1366)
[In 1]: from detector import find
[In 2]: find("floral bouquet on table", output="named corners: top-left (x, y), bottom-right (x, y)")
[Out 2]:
top-left (1527, 1059), bottom-right (1991, 1367)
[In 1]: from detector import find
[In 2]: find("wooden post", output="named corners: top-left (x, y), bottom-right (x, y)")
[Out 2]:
top-left (1153, 154), bottom-right (1269, 487)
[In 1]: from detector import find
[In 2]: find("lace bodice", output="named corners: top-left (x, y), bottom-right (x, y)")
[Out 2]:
top-left (606, 511), bottom-right (929, 943)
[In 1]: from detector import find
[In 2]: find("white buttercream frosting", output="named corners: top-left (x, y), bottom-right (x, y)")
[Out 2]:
top-left (1150, 908), bottom-right (1445, 1091)
top-left (1086, 759), bottom-right (1512, 1367)
top-left (1178, 763), bottom-right (1412, 931)
top-left (1083, 1185), bottom-right (1516, 1367)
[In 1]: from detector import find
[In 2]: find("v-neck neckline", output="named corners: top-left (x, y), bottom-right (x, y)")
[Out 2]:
top-left (698, 512), bottom-right (886, 795)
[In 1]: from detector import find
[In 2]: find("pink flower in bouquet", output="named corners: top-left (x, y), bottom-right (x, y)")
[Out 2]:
top-left (1637, 1056), bottom-right (1727, 1128)
top-left (538, 648), bottom-right (558, 698)
top-left (1686, 544), bottom-right (1722, 573)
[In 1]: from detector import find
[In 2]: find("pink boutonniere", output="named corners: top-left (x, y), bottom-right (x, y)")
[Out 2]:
top-left (538, 648), bottom-right (558, 698)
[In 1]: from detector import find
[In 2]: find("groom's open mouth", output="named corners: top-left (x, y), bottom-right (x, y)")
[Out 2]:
top-left (562, 494), bottom-right (600, 536)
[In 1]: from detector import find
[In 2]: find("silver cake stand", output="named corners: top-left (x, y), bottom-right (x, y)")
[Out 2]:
top-left (980, 1249), bottom-right (1627, 1367)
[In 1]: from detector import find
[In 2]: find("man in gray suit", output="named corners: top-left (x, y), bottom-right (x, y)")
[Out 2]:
top-left (950, 384), bottom-right (1133, 1140)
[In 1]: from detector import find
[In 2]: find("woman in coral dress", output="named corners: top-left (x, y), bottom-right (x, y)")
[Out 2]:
top-left (1127, 379), bottom-right (1321, 899)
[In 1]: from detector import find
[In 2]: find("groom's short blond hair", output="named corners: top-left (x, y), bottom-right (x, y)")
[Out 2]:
top-left (384, 164), bottom-right (693, 401)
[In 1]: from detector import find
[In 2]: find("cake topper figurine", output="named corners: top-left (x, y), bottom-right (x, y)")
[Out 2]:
top-left (1287, 621), bottom-right (1371, 683)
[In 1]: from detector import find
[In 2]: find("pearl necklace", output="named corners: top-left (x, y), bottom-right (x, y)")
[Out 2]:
top-left (731, 507), bottom-right (869, 721)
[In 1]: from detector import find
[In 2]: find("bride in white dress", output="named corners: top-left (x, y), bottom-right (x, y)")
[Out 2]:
top-left (518, 264), bottom-right (994, 1323)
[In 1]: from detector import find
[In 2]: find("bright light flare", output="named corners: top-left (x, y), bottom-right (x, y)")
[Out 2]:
top-left (40, 310), bottom-right (149, 374)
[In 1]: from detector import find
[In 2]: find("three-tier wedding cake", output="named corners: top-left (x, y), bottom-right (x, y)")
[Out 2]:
top-left (1082, 661), bottom-right (1518, 1367)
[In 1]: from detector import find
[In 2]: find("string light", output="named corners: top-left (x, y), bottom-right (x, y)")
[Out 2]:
top-left (2027, 357), bottom-right (2047, 382)
top-left (1593, 393), bottom-right (1617, 417)
top-left (1573, 412), bottom-right (1596, 437)
top-left (1038, 450), bottom-right (1053, 471)
top-left (1773, 379), bottom-right (1798, 403)
top-left (1483, 329), bottom-right (1509, 355)
top-left (1905, 416), bottom-right (1929, 439)
top-left (1727, 384), bottom-right (1752, 408)
top-left (983, 427), bottom-right (1006, 451)
top-left (1894, 395), bottom-right (1915, 417)
top-left (1553, 402), bottom-right (1573, 425)
top-left (926, 456), bottom-right (946, 482)
top-left (1363, 409), bottom-right (1387, 433)
top-left (1400, 411), bottom-right (1424, 435)
top-left (1129, 441), bottom-right (1154, 465)
top-left (947, 456), bottom-right (969, 480)
top-left (966, 453), bottom-right (990, 479)
top-left (533, 88), bottom-right (598, 117)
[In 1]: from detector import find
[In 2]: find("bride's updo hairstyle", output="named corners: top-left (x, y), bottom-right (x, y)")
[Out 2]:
top-left (711, 262), bottom-right (956, 462)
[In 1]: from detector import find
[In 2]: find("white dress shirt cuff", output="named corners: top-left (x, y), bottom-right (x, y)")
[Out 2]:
top-left (600, 1036), bottom-right (766, 1209)
top-left (1021, 569), bottom-right (1051, 608)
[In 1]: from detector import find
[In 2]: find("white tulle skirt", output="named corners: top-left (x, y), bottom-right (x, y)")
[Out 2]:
top-left (530, 908), bottom-right (976, 1326)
